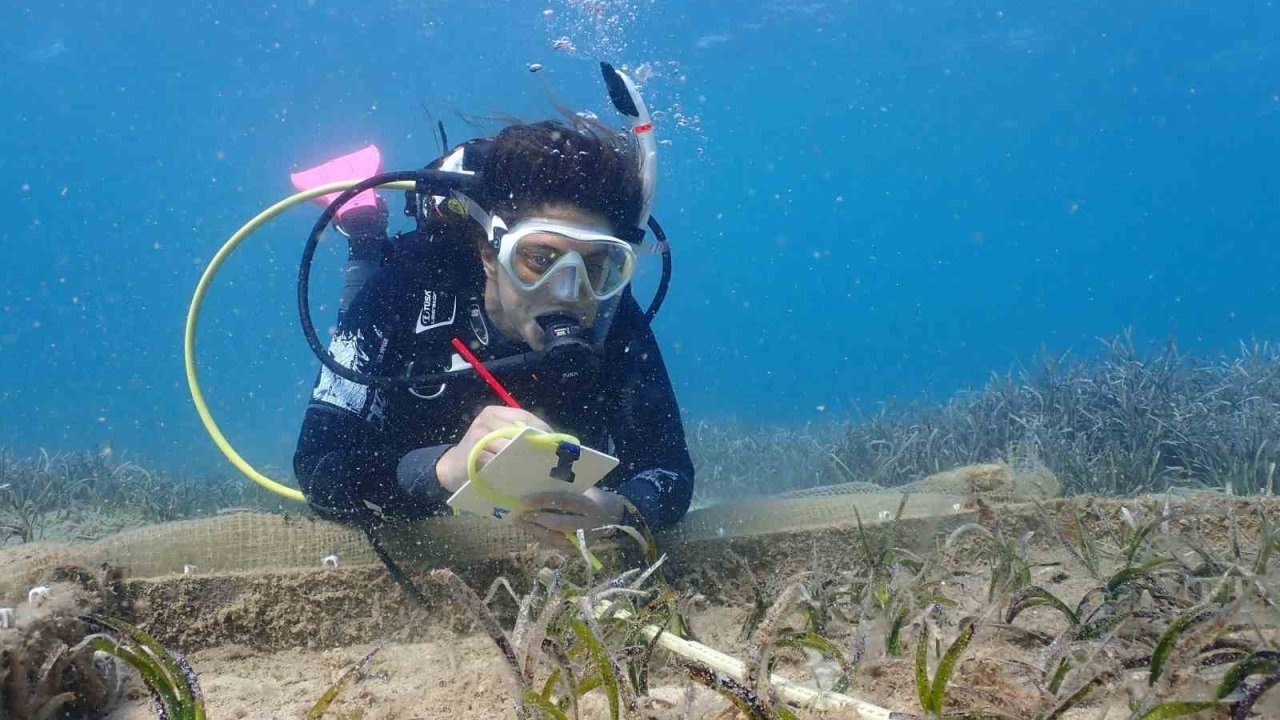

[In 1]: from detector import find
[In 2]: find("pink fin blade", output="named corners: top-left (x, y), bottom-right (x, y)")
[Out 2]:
top-left (289, 144), bottom-right (382, 216)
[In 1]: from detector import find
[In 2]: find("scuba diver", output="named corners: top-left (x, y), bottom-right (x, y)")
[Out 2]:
top-left (290, 68), bottom-right (694, 548)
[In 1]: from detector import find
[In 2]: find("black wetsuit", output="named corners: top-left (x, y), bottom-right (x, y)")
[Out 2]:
top-left (293, 235), bottom-right (695, 530)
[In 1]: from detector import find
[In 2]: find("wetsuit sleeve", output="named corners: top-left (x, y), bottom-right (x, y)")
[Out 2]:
top-left (604, 301), bottom-right (696, 530)
top-left (293, 276), bottom-right (443, 524)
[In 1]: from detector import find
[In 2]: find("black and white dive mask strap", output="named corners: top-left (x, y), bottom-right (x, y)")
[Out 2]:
top-left (451, 190), bottom-right (509, 251)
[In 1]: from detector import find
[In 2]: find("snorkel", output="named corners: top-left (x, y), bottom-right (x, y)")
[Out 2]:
top-left (601, 62), bottom-right (657, 240)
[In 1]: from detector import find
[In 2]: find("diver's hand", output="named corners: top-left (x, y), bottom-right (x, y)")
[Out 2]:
top-left (334, 196), bottom-right (389, 238)
top-left (435, 406), bottom-right (553, 493)
top-left (515, 488), bottom-right (628, 549)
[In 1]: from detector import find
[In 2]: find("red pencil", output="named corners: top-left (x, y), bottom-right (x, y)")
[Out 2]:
top-left (450, 337), bottom-right (522, 409)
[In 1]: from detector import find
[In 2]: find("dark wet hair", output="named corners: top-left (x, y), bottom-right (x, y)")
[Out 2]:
top-left (476, 119), bottom-right (643, 236)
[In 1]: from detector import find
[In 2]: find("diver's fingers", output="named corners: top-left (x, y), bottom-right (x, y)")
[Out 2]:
top-left (471, 447), bottom-right (502, 471)
top-left (466, 437), bottom-right (510, 471)
top-left (480, 405), bottom-right (553, 433)
top-left (518, 411), bottom-right (554, 433)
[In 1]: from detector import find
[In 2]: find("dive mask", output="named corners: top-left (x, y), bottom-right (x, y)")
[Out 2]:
top-left (496, 218), bottom-right (638, 302)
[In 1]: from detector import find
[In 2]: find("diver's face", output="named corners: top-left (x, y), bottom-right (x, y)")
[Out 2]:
top-left (481, 204), bottom-right (612, 350)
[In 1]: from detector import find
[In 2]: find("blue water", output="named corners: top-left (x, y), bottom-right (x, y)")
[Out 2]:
top-left (1, 0), bottom-right (1277, 477)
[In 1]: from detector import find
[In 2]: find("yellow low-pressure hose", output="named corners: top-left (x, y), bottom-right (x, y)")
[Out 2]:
top-left (184, 179), bottom-right (415, 502)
